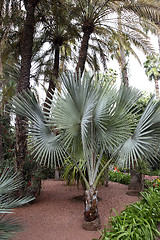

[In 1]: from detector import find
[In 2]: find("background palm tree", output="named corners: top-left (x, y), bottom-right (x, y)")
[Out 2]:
top-left (16, 0), bottom-right (40, 174)
top-left (144, 54), bottom-right (160, 99)
top-left (74, 0), bottom-right (160, 77)
top-left (9, 71), bottom-right (160, 230)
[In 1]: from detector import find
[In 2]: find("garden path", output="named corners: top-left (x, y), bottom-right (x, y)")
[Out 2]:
top-left (14, 180), bottom-right (139, 240)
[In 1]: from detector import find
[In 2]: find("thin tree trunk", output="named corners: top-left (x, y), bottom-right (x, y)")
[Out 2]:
top-left (155, 77), bottom-right (159, 99)
top-left (43, 45), bottom-right (59, 114)
top-left (158, 33), bottom-right (160, 54)
top-left (76, 31), bottom-right (91, 77)
top-left (105, 167), bottom-right (109, 187)
top-left (118, 10), bottom-right (129, 87)
top-left (82, 187), bottom-right (101, 231)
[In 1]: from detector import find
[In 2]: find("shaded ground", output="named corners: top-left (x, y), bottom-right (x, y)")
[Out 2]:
top-left (14, 180), bottom-right (139, 240)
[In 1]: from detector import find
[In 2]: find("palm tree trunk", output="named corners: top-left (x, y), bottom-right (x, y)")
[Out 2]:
top-left (0, 114), bottom-right (3, 165)
top-left (0, 43), bottom-right (2, 76)
top-left (154, 76), bottom-right (159, 99)
top-left (118, 9), bottom-right (129, 87)
top-left (16, 0), bottom-right (39, 177)
top-left (82, 187), bottom-right (101, 231)
top-left (158, 33), bottom-right (160, 54)
top-left (76, 31), bottom-right (91, 77)
top-left (128, 163), bottom-right (144, 194)
top-left (43, 45), bottom-right (59, 113)
top-left (119, 48), bottom-right (129, 87)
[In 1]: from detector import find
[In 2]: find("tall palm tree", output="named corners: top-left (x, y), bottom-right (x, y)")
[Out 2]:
top-left (9, 72), bottom-right (160, 230)
top-left (16, 0), bottom-right (40, 172)
top-left (74, 0), bottom-right (160, 77)
top-left (38, 0), bottom-right (79, 114)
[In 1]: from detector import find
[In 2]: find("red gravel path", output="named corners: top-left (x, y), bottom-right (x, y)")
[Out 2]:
top-left (14, 180), bottom-right (139, 240)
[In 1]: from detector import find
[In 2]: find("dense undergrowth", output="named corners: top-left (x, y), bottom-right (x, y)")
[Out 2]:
top-left (94, 171), bottom-right (160, 240)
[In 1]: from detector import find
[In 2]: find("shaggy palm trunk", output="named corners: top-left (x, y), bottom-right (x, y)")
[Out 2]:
top-left (0, 114), bottom-right (3, 164)
top-left (154, 77), bottom-right (159, 99)
top-left (16, 1), bottom-right (35, 169)
top-left (82, 187), bottom-right (101, 231)
top-left (76, 30), bottom-right (91, 77)
top-left (0, 43), bottom-right (2, 76)
top-left (16, 0), bottom-right (40, 195)
top-left (128, 164), bottom-right (144, 194)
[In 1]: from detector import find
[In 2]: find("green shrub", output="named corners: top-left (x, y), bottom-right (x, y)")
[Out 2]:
top-left (108, 170), bottom-right (130, 185)
top-left (94, 187), bottom-right (160, 240)
top-left (0, 115), bottom-right (15, 169)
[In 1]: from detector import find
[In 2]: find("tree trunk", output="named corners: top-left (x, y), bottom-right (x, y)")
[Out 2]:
top-left (82, 187), bottom-right (101, 231)
top-left (0, 114), bottom-right (3, 165)
top-left (128, 164), bottom-right (144, 195)
top-left (43, 45), bottom-right (59, 114)
top-left (105, 167), bottom-right (109, 187)
top-left (119, 48), bottom-right (129, 87)
top-left (76, 31), bottom-right (91, 77)
top-left (0, 43), bottom-right (3, 76)
top-left (154, 77), bottom-right (159, 99)
top-left (158, 33), bottom-right (160, 54)
top-left (16, 0), bottom-right (40, 194)
top-left (118, 10), bottom-right (129, 87)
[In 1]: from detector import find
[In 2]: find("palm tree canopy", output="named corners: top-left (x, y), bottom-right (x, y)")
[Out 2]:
top-left (9, 71), bottom-right (160, 170)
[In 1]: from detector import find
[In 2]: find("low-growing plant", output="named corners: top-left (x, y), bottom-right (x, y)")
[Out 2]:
top-left (94, 187), bottom-right (160, 240)
top-left (0, 168), bottom-right (34, 239)
top-left (108, 170), bottom-right (130, 185)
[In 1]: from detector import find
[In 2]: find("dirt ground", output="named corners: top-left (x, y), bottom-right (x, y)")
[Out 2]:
top-left (14, 180), bottom-right (139, 240)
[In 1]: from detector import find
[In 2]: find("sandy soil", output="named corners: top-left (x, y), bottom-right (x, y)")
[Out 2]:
top-left (14, 180), bottom-right (139, 240)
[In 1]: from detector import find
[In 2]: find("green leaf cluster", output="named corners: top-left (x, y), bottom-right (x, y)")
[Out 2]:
top-left (108, 170), bottom-right (130, 185)
top-left (0, 168), bottom-right (34, 239)
top-left (95, 187), bottom-right (160, 240)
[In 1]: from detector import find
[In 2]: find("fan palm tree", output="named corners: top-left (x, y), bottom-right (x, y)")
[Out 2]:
top-left (9, 71), bottom-right (160, 230)
top-left (0, 168), bottom-right (34, 239)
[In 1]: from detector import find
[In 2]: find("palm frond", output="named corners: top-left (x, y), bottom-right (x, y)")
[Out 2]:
top-left (119, 97), bottom-right (160, 168)
top-left (0, 169), bottom-right (34, 239)
top-left (9, 91), bottom-right (65, 168)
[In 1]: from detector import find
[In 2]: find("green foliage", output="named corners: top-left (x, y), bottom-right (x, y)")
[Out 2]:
top-left (144, 54), bottom-right (160, 82)
top-left (108, 170), bottom-right (130, 185)
top-left (62, 158), bottom-right (87, 188)
top-left (98, 69), bottom-right (118, 85)
top-left (0, 168), bottom-right (34, 240)
top-left (22, 151), bottom-right (42, 196)
top-left (135, 93), bottom-right (153, 118)
top-left (9, 72), bottom-right (160, 192)
top-left (0, 114), bottom-right (15, 169)
top-left (94, 187), bottom-right (160, 240)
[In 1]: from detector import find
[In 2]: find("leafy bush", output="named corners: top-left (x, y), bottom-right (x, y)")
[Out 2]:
top-left (108, 170), bottom-right (130, 185)
top-left (0, 115), bottom-right (15, 169)
top-left (94, 187), bottom-right (160, 240)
